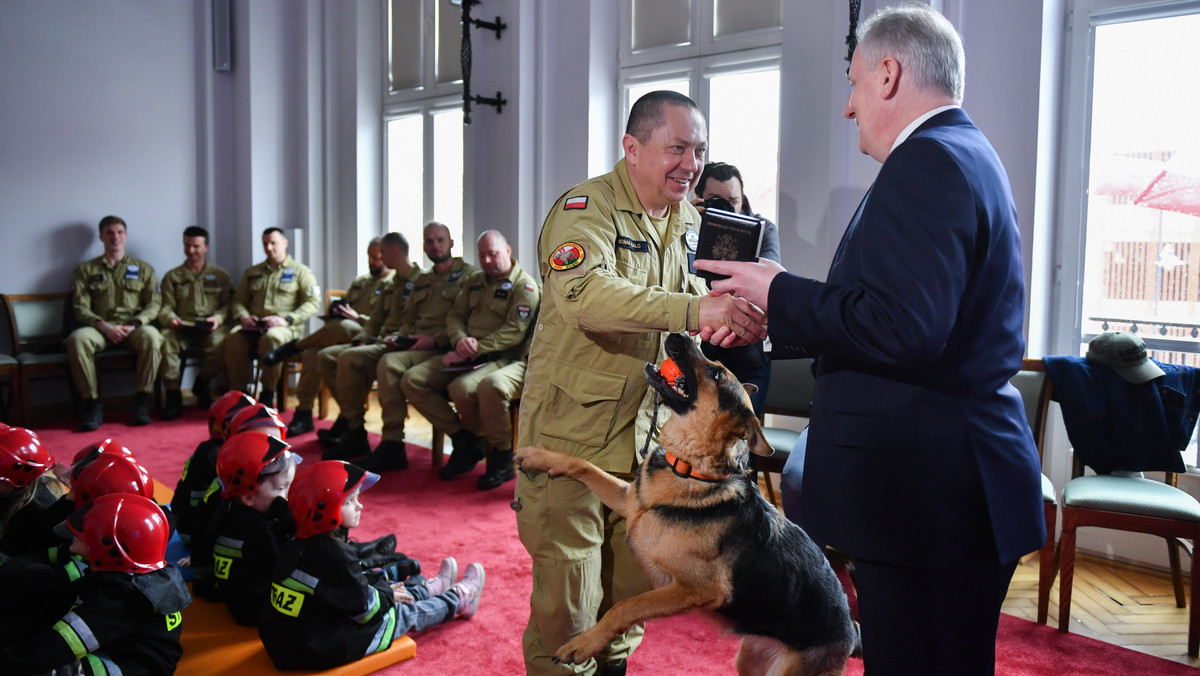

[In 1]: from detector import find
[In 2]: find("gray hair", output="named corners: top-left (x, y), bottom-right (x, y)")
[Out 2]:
top-left (856, 3), bottom-right (965, 103)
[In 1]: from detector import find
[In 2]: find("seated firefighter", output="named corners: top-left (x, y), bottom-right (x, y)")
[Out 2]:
top-left (262, 237), bottom-right (396, 437)
top-left (225, 227), bottom-right (320, 405)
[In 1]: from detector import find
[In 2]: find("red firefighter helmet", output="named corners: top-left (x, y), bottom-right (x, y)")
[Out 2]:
top-left (62, 493), bottom-right (169, 573)
top-left (209, 391), bottom-right (256, 439)
top-left (70, 438), bottom-right (135, 475)
top-left (0, 426), bottom-right (53, 488)
top-left (288, 460), bottom-right (379, 539)
top-left (216, 434), bottom-right (298, 499)
top-left (226, 402), bottom-right (287, 440)
top-left (71, 453), bottom-right (154, 508)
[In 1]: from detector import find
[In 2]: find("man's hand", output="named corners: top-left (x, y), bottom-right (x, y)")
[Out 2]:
top-left (167, 318), bottom-right (186, 329)
top-left (239, 315), bottom-right (261, 330)
top-left (106, 324), bottom-right (133, 343)
top-left (410, 334), bottom-right (435, 351)
top-left (443, 351), bottom-right (467, 366)
top-left (455, 336), bottom-right (479, 360)
top-left (261, 315), bottom-right (289, 329)
top-left (697, 293), bottom-right (767, 347)
top-left (335, 304), bottom-right (360, 321)
top-left (692, 258), bottom-right (786, 313)
top-left (207, 314), bottom-right (223, 328)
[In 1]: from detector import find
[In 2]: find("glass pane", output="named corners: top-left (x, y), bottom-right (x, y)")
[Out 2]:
top-left (706, 69), bottom-right (780, 223)
top-left (432, 107), bottom-right (465, 258)
top-left (631, 0), bottom-right (692, 52)
top-left (713, 0), bottom-right (780, 37)
top-left (389, 0), bottom-right (424, 92)
top-left (387, 115), bottom-right (425, 254)
top-left (436, 0), bottom-right (462, 84)
top-left (1083, 13), bottom-right (1200, 464)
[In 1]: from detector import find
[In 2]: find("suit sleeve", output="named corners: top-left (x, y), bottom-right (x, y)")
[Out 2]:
top-left (766, 139), bottom-right (975, 368)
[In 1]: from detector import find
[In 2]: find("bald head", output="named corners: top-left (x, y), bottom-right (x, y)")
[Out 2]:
top-left (477, 230), bottom-right (513, 280)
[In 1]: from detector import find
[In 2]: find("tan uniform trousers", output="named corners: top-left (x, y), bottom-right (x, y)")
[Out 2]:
top-left (376, 349), bottom-right (437, 442)
top-left (160, 326), bottom-right (228, 390)
top-left (64, 326), bottom-right (164, 400)
top-left (293, 319), bottom-right (364, 409)
top-left (400, 357), bottom-right (506, 438)
top-left (515, 471), bottom-right (650, 675)
top-left (316, 343), bottom-right (352, 412)
top-left (224, 325), bottom-right (299, 393)
top-left (334, 344), bottom-right (389, 428)
top-left (473, 361), bottom-right (525, 451)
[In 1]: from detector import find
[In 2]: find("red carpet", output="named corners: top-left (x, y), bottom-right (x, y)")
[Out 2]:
top-left (31, 409), bottom-right (1199, 675)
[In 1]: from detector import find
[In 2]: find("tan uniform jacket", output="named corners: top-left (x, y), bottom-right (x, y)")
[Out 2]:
top-left (445, 261), bottom-right (541, 362)
top-left (230, 255), bottom-right (320, 324)
top-left (362, 265), bottom-right (422, 339)
top-left (72, 254), bottom-right (161, 327)
top-left (519, 159), bottom-right (708, 473)
top-left (389, 258), bottom-right (476, 349)
top-left (339, 270), bottom-right (395, 324)
top-left (158, 262), bottom-right (233, 324)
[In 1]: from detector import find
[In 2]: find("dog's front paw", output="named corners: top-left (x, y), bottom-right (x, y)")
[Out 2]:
top-left (553, 630), bottom-right (607, 666)
top-left (514, 446), bottom-right (572, 477)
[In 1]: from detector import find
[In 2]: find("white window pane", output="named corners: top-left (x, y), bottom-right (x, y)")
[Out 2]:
top-left (707, 69), bottom-right (780, 222)
top-left (389, 0), bottom-right (424, 92)
top-left (1083, 13), bottom-right (1200, 465)
top-left (624, 79), bottom-right (690, 130)
top-left (631, 0), bottom-right (692, 52)
top-left (713, 0), bottom-right (780, 37)
top-left (387, 116), bottom-right (424, 251)
top-left (436, 0), bottom-right (462, 84)
top-left (433, 108), bottom-right (464, 257)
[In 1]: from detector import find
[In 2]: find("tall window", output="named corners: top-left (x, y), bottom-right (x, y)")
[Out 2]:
top-left (1067, 2), bottom-right (1200, 464)
top-left (385, 0), bottom-right (465, 261)
top-left (620, 0), bottom-right (781, 222)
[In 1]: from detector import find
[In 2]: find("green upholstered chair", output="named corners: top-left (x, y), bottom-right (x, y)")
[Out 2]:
top-left (2, 292), bottom-right (73, 425)
top-left (1011, 359), bottom-right (1059, 625)
top-left (756, 357), bottom-right (814, 505)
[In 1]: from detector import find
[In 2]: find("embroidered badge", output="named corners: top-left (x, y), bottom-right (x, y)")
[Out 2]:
top-left (685, 228), bottom-right (699, 252)
top-left (494, 289), bottom-right (510, 299)
top-left (564, 196), bottom-right (589, 210)
top-left (450, 270), bottom-right (463, 282)
top-left (549, 242), bottom-right (585, 271)
top-left (281, 268), bottom-right (295, 283)
top-left (125, 264), bottom-right (139, 279)
top-left (616, 236), bottom-right (650, 253)
top-left (524, 283), bottom-right (536, 292)
top-left (517, 305), bottom-right (532, 321)
top-left (205, 273), bottom-right (216, 280)
top-left (89, 274), bottom-right (105, 283)
top-left (403, 281), bottom-right (414, 299)
top-left (501, 281), bottom-right (513, 291)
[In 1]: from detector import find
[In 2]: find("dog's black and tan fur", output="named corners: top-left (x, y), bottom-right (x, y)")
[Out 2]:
top-left (516, 333), bottom-right (858, 676)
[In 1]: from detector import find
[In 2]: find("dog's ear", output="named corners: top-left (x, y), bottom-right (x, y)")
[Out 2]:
top-left (742, 383), bottom-right (759, 396)
top-left (745, 417), bottom-right (774, 457)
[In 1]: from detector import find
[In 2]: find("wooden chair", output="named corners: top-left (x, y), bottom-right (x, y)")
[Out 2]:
top-left (1, 292), bottom-right (73, 425)
top-left (756, 357), bottom-right (815, 506)
top-left (430, 399), bottom-right (520, 470)
top-left (1051, 364), bottom-right (1200, 656)
top-left (1011, 358), bottom-right (1059, 625)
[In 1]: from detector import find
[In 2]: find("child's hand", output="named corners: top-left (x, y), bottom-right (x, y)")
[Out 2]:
top-left (176, 556), bottom-right (192, 568)
top-left (391, 583), bottom-right (413, 604)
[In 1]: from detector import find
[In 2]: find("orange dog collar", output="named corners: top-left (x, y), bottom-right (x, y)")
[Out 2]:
top-left (664, 451), bottom-right (730, 483)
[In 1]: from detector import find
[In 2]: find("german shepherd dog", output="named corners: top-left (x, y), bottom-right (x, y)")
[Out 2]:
top-left (515, 333), bottom-right (858, 676)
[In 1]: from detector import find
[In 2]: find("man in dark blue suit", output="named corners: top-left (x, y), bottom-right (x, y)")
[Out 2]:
top-left (695, 5), bottom-right (1046, 673)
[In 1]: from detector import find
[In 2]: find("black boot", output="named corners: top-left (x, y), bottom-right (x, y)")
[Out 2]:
top-left (262, 339), bottom-right (300, 367)
top-left (79, 399), bottom-right (103, 432)
top-left (162, 390), bottom-right (184, 421)
top-left (130, 393), bottom-right (151, 426)
top-left (286, 409), bottom-right (315, 437)
top-left (599, 659), bottom-right (627, 676)
top-left (476, 448), bottom-right (516, 490)
top-left (193, 374), bottom-right (213, 409)
top-left (359, 440), bottom-right (409, 473)
top-left (324, 426), bottom-right (370, 461)
top-left (439, 430), bottom-right (485, 480)
top-left (352, 534), bottom-right (397, 559)
top-left (317, 416), bottom-right (350, 447)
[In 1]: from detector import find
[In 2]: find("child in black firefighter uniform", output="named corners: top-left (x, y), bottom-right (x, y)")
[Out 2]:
top-left (170, 390), bottom-right (256, 544)
top-left (0, 424), bottom-right (72, 559)
top-left (209, 432), bottom-right (300, 625)
top-left (0, 493), bottom-right (191, 675)
top-left (258, 460), bottom-right (484, 670)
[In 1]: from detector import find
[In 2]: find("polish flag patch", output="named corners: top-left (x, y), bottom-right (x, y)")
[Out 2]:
top-left (564, 196), bottom-right (589, 210)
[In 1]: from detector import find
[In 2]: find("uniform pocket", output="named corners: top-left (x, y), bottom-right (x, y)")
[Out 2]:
top-left (540, 361), bottom-right (626, 448)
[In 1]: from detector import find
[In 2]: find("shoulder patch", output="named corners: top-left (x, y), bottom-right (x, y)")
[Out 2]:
top-left (549, 242), bottom-right (585, 271)
top-left (564, 196), bottom-right (589, 211)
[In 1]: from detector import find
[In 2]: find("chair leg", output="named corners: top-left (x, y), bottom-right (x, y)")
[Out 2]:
top-left (1168, 537), bottom-right (1187, 608)
top-left (1037, 501), bottom-right (1057, 624)
top-left (431, 430), bottom-right (444, 468)
top-left (1189, 537), bottom-right (1199, 657)
top-left (317, 384), bottom-right (330, 421)
top-left (1057, 513), bottom-right (1078, 633)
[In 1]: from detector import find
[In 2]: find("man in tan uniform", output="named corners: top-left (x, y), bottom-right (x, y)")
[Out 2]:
top-left (332, 222), bottom-right (475, 470)
top-left (314, 232), bottom-right (420, 451)
top-left (158, 225), bottom-right (234, 419)
top-left (260, 238), bottom-right (395, 437)
top-left (225, 227), bottom-right (320, 406)
top-left (66, 215), bottom-right (164, 431)
top-left (514, 91), bottom-right (767, 675)
top-left (401, 230), bottom-right (540, 483)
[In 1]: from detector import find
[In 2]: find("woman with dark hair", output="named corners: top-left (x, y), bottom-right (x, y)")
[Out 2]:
top-left (693, 161), bottom-right (781, 417)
